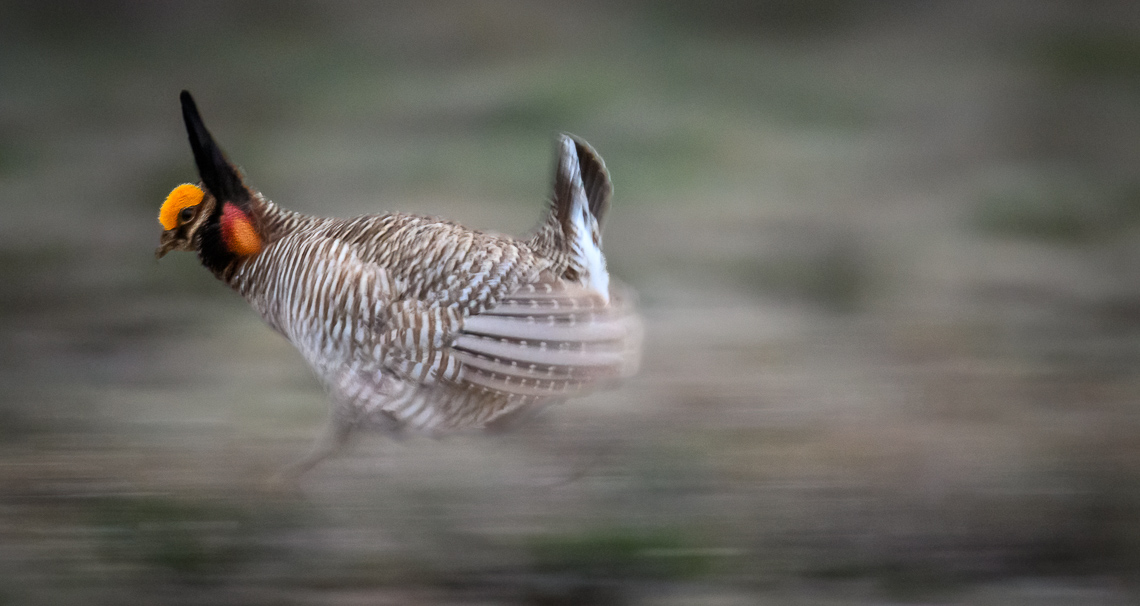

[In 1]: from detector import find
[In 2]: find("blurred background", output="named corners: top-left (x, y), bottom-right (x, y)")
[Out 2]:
top-left (2, 1), bottom-right (1140, 603)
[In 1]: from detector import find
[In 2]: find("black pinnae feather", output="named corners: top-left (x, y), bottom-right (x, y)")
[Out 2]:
top-left (180, 91), bottom-right (248, 207)
top-left (180, 91), bottom-right (243, 277)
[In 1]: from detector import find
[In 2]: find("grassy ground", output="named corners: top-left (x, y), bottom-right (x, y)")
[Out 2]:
top-left (1, 1), bottom-right (1140, 603)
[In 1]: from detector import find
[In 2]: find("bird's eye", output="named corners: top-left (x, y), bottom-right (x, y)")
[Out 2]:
top-left (179, 206), bottom-right (196, 223)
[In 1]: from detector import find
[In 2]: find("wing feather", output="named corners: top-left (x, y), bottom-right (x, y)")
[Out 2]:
top-left (448, 275), bottom-right (640, 399)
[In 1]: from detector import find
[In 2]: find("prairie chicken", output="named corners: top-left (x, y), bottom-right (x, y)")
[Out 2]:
top-left (157, 91), bottom-right (640, 475)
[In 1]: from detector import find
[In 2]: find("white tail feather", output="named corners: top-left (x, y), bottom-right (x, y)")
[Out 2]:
top-left (557, 135), bottom-right (610, 302)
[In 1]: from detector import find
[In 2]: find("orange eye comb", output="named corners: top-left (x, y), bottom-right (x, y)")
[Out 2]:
top-left (159, 183), bottom-right (205, 230)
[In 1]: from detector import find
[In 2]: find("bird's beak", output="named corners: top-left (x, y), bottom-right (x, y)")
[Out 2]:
top-left (156, 230), bottom-right (178, 259)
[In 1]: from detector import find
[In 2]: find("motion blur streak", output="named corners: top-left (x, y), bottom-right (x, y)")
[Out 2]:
top-left (0, 1), bottom-right (1138, 604)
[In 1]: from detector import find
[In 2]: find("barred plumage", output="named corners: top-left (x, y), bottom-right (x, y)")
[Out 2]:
top-left (157, 92), bottom-right (640, 475)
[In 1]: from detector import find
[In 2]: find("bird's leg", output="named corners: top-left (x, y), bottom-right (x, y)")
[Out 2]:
top-left (535, 437), bottom-right (616, 489)
top-left (268, 417), bottom-right (354, 487)
top-left (486, 406), bottom-right (613, 488)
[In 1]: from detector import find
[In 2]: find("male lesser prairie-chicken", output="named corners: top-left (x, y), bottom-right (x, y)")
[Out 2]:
top-left (157, 91), bottom-right (640, 475)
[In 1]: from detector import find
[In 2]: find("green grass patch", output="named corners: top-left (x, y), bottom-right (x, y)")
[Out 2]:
top-left (972, 180), bottom-right (1140, 243)
top-left (1036, 31), bottom-right (1140, 82)
top-left (736, 240), bottom-right (869, 312)
top-left (89, 494), bottom-right (289, 583)
top-left (529, 526), bottom-right (713, 582)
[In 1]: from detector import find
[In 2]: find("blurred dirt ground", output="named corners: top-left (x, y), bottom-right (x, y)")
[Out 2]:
top-left (2, 1), bottom-right (1140, 604)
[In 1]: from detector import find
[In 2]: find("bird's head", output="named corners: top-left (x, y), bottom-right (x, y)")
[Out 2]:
top-left (156, 91), bottom-right (263, 268)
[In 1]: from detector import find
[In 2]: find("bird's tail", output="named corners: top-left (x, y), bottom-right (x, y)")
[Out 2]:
top-left (530, 134), bottom-right (613, 301)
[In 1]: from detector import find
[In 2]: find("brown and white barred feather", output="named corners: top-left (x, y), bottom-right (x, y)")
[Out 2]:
top-left (225, 135), bottom-right (639, 433)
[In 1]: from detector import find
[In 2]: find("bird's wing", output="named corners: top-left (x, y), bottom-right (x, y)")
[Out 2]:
top-left (277, 226), bottom-right (638, 432)
top-left (450, 272), bottom-right (640, 396)
top-left (375, 271), bottom-right (640, 430)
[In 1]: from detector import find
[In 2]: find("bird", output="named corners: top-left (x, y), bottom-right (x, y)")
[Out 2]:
top-left (156, 91), bottom-right (641, 477)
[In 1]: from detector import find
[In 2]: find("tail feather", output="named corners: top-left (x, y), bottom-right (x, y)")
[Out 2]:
top-left (534, 134), bottom-right (613, 301)
top-left (555, 134), bottom-right (612, 233)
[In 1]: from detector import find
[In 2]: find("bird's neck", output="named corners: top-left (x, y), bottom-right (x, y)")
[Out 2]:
top-left (252, 195), bottom-right (311, 245)
top-left (198, 194), bottom-right (311, 282)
